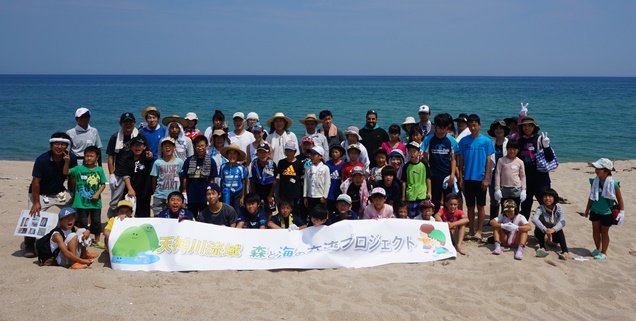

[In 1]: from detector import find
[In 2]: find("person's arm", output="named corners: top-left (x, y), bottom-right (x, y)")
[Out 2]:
top-left (448, 151), bottom-right (456, 187)
top-left (494, 159), bottom-right (503, 189)
top-left (450, 213), bottom-right (469, 229)
top-left (62, 152), bottom-right (71, 175)
top-left (52, 233), bottom-right (92, 265)
top-left (91, 183), bottom-right (106, 201)
top-left (268, 180), bottom-right (277, 208)
top-left (29, 177), bottom-right (42, 216)
top-left (122, 176), bottom-right (135, 198)
top-left (489, 215), bottom-right (502, 228)
top-left (482, 154), bottom-right (492, 190)
top-left (152, 176), bottom-right (157, 194)
top-left (426, 177), bottom-right (432, 200)
top-left (457, 154), bottom-right (464, 189)
top-left (401, 181), bottom-right (406, 201)
top-left (518, 222), bottom-right (532, 233)
top-left (551, 206), bottom-right (566, 233)
top-left (433, 213), bottom-right (443, 222)
top-left (616, 184), bottom-right (624, 211)
top-left (240, 178), bottom-right (246, 207)
top-left (236, 221), bottom-right (245, 228)
top-left (268, 220), bottom-right (282, 229)
top-left (321, 167), bottom-right (330, 203)
top-left (259, 225), bottom-right (266, 229)
top-left (584, 198), bottom-right (592, 217)
top-left (108, 155), bottom-right (115, 176)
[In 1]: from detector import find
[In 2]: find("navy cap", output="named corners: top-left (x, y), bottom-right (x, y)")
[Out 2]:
top-left (207, 183), bottom-right (222, 194)
top-left (120, 112), bottom-right (136, 122)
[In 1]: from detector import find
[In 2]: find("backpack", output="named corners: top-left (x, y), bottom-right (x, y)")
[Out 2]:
top-left (35, 227), bottom-right (65, 266)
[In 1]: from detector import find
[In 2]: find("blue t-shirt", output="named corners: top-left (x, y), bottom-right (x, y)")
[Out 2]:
top-left (422, 134), bottom-right (457, 177)
top-left (157, 208), bottom-right (194, 221)
top-left (329, 210), bottom-right (359, 225)
top-left (139, 125), bottom-right (167, 160)
top-left (237, 207), bottom-right (268, 228)
top-left (250, 159), bottom-right (277, 187)
top-left (458, 134), bottom-right (495, 181)
top-left (326, 160), bottom-right (345, 200)
top-left (180, 155), bottom-right (218, 204)
top-left (220, 163), bottom-right (248, 195)
top-left (270, 213), bottom-right (305, 228)
top-left (150, 158), bottom-right (184, 199)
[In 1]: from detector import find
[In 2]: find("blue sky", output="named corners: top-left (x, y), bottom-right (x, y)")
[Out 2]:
top-left (1, 0), bottom-right (634, 76)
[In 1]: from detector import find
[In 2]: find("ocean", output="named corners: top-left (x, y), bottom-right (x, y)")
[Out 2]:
top-left (1, 75), bottom-right (634, 162)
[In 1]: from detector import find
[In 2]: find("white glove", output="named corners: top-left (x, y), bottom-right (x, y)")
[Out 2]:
top-left (182, 193), bottom-right (188, 205)
top-left (494, 190), bottom-right (502, 201)
top-left (109, 174), bottom-right (119, 190)
top-left (520, 190), bottom-right (527, 202)
top-left (617, 210), bottom-right (625, 226)
top-left (504, 222), bottom-right (519, 232)
top-left (519, 102), bottom-right (528, 117)
top-left (288, 224), bottom-right (299, 231)
top-left (541, 132), bottom-right (550, 148)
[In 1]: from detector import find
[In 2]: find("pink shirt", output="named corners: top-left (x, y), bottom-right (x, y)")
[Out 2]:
top-left (494, 156), bottom-right (526, 190)
top-left (363, 204), bottom-right (395, 219)
top-left (438, 208), bottom-right (465, 232)
top-left (382, 141), bottom-right (406, 155)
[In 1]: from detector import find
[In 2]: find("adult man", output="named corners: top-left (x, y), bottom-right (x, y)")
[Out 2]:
top-left (139, 106), bottom-right (166, 161)
top-left (24, 132), bottom-right (78, 257)
top-left (299, 113), bottom-right (330, 161)
top-left (359, 110), bottom-right (389, 168)
top-left (417, 105), bottom-right (434, 137)
top-left (318, 110), bottom-right (346, 147)
top-left (228, 112), bottom-right (255, 153)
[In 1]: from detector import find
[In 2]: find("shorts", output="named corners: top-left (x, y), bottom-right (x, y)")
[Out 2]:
top-left (463, 180), bottom-right (486, 207)
top-left (55, 228), bottom-right (86, 268)
top-left (589, 211), bottom-right (613, 227)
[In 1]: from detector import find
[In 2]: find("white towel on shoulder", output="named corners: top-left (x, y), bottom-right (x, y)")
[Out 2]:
top-left (115, 128), bottom-right (139, 153)
top-left (589, 176), bottom-right (616, 202)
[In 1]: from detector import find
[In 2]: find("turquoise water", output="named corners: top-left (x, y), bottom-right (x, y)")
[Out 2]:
top-left (1, 75), bottom-right (634, 162)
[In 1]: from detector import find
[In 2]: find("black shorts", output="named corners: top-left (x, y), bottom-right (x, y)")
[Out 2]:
top-left (463, 180), bottom-right (487, 207)
top-left (589, 211), bottom-right (613, 227)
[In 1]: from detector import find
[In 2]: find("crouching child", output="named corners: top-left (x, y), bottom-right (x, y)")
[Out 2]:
top-left (37, 207), bottom-right (97, 269)
top-left (490, 199), bottom-right (531, 260)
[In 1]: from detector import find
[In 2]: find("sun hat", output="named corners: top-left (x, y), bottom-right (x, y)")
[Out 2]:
top-left (120, 112), bottom-right (135, 122)
top-left (519, 116), bottom-right (540, 132)
top-left (308, 146), bottom-right (325, 157)
top-left (299, 114), bottom-right (323, 125)
top-left (418, 199), bottom-right (435, 209)
top-left (589, 158), bottom-right (615, 171)
top-left (220, 144), bottom-right (246, 161)
top-left (212, 129), bottom-right (227, 137)
top-left (75, 107), bottom-right (91, 118)
top-left (58, 207), bottom-right (76, 220)
top-left (453, 113), bottom-right (468, 123)
top-left (336, 194), bottom-right (352, 204)
top-left (351, 166), bottom-right (365, 176)
top-left (160, 137), bottom-right (176, 145)
top-left (141, 106), bottom-right (160, 118)
top-left (344, 126), bottom-right (363, 140)
top-left (233, 112), bottom-right (245, 120)
top-left (184, 112), bottom-right (199, 121)
top-left (418, 105), bottom-right (430, 114)
top-left (503, 199), bottom-right (516, 211)
top-left (388, 149), bottom-right (405, 160)
top-left (371, 187), bottom-right (386, 197)
top-left (503, 117), bottom-right (518, 125)
top-left (329, 143), bottom-right (345, 155)
top-left (246, 112), bottom-right (259, 121)
top-left (487, 118), bottom-right (510, 137)
top-left (401, 116), bottom-right (416, 131)
top-left (284, 140), bottom-right (297, 151)
top-left (256, 142), bottom-right (271, 153)
top-left (266, 112), bottom-right (293, 130)
top-left (117, 199), bottom-right (134, 210)
top-left (162, 115), bottom-right (188, 127)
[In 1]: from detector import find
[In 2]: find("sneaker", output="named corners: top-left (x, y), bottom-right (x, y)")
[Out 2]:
top-left (536, 249), bottom-right (549, 257)
top-left (492, 247), bottom-right (503, 255)
top-left (591, 249), bottom-right (600, 257)
top-left (91, 241), bottom-right (105, 249)
top-left (514, 250), bottom-right (524, 260)
top-left (594, 253), bottom-right (607, 260)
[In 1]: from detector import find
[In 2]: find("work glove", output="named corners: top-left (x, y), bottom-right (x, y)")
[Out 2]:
top-left (182, 193), bottom-right (188, 205)
top-left (519, 102), bottom-right (528, 117)
top-left (109, 174), bottom-right (119, 190)
top-left (520, 190), bottom-right (527, 202)
top-left (494, 190), bottom-right (502, 201)
top-left (288, 224), bottom-right (299, 231)
top-left (617, 210), bottom-right (625, 226)
top-left (541, 132), bottom-right (550, 148)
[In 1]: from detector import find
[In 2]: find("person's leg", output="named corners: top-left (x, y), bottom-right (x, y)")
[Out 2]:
top-left (463, 181), bottom-right (477, 236)
top-left (553, 229), bottom-right (569, 254)
top-left (90, 209), bottom-right (102, 243)
top-left (74, 209), bottom-right (89, 229)
top-left (492, 228), bottom-right (503, 254)
top-left (455, 226), bottom-right (466, 255)
top-left (534, 227), bottom-right (546, 249)
top-left (475, 182), bottom-right (488, 239)
top-left (591, 220), bottom-right (601, 252)
top-left (488, 184), bottom-right (499, 219)
top-left (107, 178), bottom-right (126, 218)
top-left (152, 197), bottom-right (166, 217)
top-left (514, 231), bottom-right (528, 260)
top-left (520, 183), bottom-right (535, 220)
top-left (430, 176), bottom-right (444, 213)
top-left (136, 195), bottom-right (152, 218)
top-left (600, 225), bottom-right (610, 255)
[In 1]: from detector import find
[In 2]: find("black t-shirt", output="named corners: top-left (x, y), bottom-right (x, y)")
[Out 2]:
top-left (376, 180), bottom-right (401, 205)
top-left (119, 153), bottom-right (152, 201)
top-left (276, 158), bottom-right (304, 200)
top-left (197, 203), bottom-right (238, 226)
top-left (347, 183), bottom-right (363, 213)
top-left (359, 127), bottom-right (389, 167)
top-left (106, 131), bottom-right (147, 173)
top-left (29, 151), bottom-right (78, 195)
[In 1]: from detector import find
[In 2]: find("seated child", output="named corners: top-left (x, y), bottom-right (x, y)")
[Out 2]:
top-left (329, 194), bottom-right (359, 225)
top-left (414, 200), bottom-right (435, 221)
top-left (363, 187), bottom-right (395, 219)
top-left (434, 193), bottom-right (469, 255)
top-left (197, 183), bottom-right (238, 227)
top-left (532, 188), bottom-right (569, 260)
top-left (268, 199), bottom-right (307, 230)
top-left (340, 166), bottom-right (370, 218)
top-left (156, 191), bottom-right (194, 221)
top-left (46, 207), bottom-right (97, 269)
top-left (490, 199), bottom-right (531, 260)
top-left (237, 193), bottom-right (267, 229)
top-left (103, 199), bottom-right (134, 249)
top-left (309, 204), bottom-right (329, 227)
top-left (393, 200), bottom-right (409, 219)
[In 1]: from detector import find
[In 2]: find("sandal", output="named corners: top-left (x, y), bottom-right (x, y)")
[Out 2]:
top-left (70, 262), bottom-right (88, 270)
top-left (591, 249), bottom-right (600, 257)
top-left (558, 252), bottom-right (568, 260)
top-left (87, 252), bottom-right (99, 260)
top-left (536, 249), bottom-right (549, 258)
top-left (91, 241), bottom-right (105, 249)
top-left (594, 253), bottom-right (607, 261)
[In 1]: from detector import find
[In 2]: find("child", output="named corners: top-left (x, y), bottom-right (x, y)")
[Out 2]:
top-left (309, 204), bottom-right (330, 227)
top-left (219, 144), bottom-right (248, 215)
top-left (434, 193), bottom-right (469, 255)
top-left (66, 107), bottom-right (102, 166)
top-left (414, 200), bottom-right (435, 221)
top-left (228, 112), bottom-right (256, 154)
top-left (207, 129), bottom-right (229, 175)
top-left (245, 122), bottom-right (266, 166)
top-left (298, 135), bottom-right (315, 168)
top-left (151, 137), bottom-right (185, 216)
top-left (490, 199), bottom-right (531, 260)
top-left (249, 143), bottom-right (277, 217)
top-left (47, 207), bottom-right (97, 269)
top-left (156, 191), bottom-right (194, 221)
top-left (303, 146), bottom-right (331, 223)
top-left (326, 144), bottom-right (346, 212)
top-left (236, 193), bottom-right (267, 229)
top-left (103, 199), bottom-right (134, 249)
top-left (493, 139), bottom-right (526, 209)
top-left (400, 116), bottom-right (416, 144)
top-left (457, 114), bottom-right (494, 240)
top-left (584, 158), bottom-right (625, 260)
top-left (139, 106), bottom-right (166, 161)
top-left (421, 113), bottom-right (458, 213)
top-left (120, 137), bottom-right (153, 217)
top-left (183, 112), bottom-right (203, 141)
top-left (402, 142), bottom-right (432, 218)
top-left (342, 144), bottom-right (366, 181)
top-left (532, 188), bottom-right (569, 260)
top-left (180, 135), bottom-right (218, 219)
top-left (329, 194), bottom-right (359, 225)
top-left (197, 183), bottom-right (238, 227)
top-left (394, 200), bottom-right (409, 219)
top-left (63, 145), bottom-right (107, 249)
top-left (342, 126), bottom-right (370, 170)
top-left (268, 199), bottom-right (307, 230)
top-left (363, 187), bottom-right (394, 219)
top-left (381, 124), bottom-right (406, 155)
top-left (162, 115), bottom-right (194, 161)
top-left (487, 118), bottom-right (510, 217)
top-left (387, 149), bottom-right (405, 184)
top-left (340, 166), bottom-right (370, 218)
top-left (276, 140), bottom-right (304, 216)
top-left (377, 166), bottom-right (401, 205)
top-left (369, 149), bottom-right (388, 186)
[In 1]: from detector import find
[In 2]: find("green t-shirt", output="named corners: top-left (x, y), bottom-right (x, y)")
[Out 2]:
top-left (402, 161), bottom-right (430, 201)
top-left (69, 165), bottom-right (107, 209)
top-left (589, 178), bottom-right (619, 215)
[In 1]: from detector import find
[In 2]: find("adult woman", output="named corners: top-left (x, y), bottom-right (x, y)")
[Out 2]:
top-left (266, 112), bottom-right (299, 163)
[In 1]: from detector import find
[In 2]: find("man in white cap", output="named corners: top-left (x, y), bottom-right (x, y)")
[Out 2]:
top-left (66, 107), bottom-right (102, 166)
top-left (228, 112), bottom-right (255, 155)
top-left (417, 104), bottom-right (433, 137)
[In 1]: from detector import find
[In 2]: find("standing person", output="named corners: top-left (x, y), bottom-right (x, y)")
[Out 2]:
top-left (300, 113), bottom-right (330, 161)
top-left (66, 107), bottom-right (102, 166)
top-left (162, 115), bottom-right (194, 161)
top-left (24, 132), bottom-right (77, 258)
top-left (266, 112), bottom-right (299, 164)
top-left (381, 124), bottom-right (406, 155)
top-left (150, 137), bottom-right (184, 215)
top-left (400, 116), bottom-right (416, 144)
top-left (245, 122), bottom-right (266, 166)
top-left (387, 149), bottom-right (406, 184)
top-left (219, 144), bottom-right (249, 214)
top-left (180, 136), bottom-right (218, 219)
top-left (325, 144), bottom-right (346, 212)
top-left (457, 114), bottom-right (494, 240)
top-left (493, 139), bottom-right (526, 210)
top-left (341, 126), bottom-right (370, 172)
top-left (359, 110), bottom-right (389, 168)
top-left (421, 113), bottom-right (457, 214)
top-left (401, 142), bottom-right (432, 218)
top-left (228, 112), bottom-right (255, 155)
top-left (487, 119), bottom-right (509, 218)
top-left (183, 112), bottom-right (203, 141)
top-left (276, 141), bottom-right (304, 215)
top-left (517, 116), bottom-right (555, 219)
top-left (319, 110), bottom-right (346, 147)
top-left (139, 106), bottom-right (166, 162)
top-left (207, 129), bottom-right (228, 175)
top-left (340, 166), bottom-right (370, 218)
top-left (246, 112), bottom-right (268, 141)
top-left (416, 105), bottom-right (433, 137)
top-left (120, 137), bottom-right (153, 217)
top-left (584, 158), bottom-right (625, 260)
top-left (249, 143), bottom-right (277, 218)
top-left (106, 112), bottom-right (147, 218)
top-left (453, 113), bottom-right (470, 143)
top-left (203, 110), bottom-right (230, 141)
top-left (303, 146), bottom-right (330, 224)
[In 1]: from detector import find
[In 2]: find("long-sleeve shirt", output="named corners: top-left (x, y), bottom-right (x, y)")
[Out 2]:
top-left (494, 156), bottom-right (526, 190)
top-left (303, 162), bottom-right (331, 199)
top-left (532, 204), bottom-right (565, 233)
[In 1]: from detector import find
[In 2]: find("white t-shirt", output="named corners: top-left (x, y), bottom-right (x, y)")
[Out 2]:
top-left (228, 130), bottom-right (255, 152)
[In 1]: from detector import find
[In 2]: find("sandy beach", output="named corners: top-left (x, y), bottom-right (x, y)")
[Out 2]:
top-left (1, 160), bottom-right (635, 320)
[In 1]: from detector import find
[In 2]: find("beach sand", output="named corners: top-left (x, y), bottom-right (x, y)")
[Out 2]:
top-left (1, 160), bottom-right (635, 320)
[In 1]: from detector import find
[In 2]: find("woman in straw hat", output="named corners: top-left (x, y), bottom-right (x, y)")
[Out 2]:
top-left (266, 112), bottom-right (299, 164)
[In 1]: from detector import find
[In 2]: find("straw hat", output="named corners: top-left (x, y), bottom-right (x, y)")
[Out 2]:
top-left (220, 144), bottom-right (246, 161)
top-left (266, 112), bottom-right (293, 130)
top-left (298, 114), bottom-right (323, 125)
top-left (162, 115), bottom-right (188, 127)
top-left (141, 106), bottom-right (160, 118)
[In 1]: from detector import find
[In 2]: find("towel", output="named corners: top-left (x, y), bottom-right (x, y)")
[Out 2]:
top-left (74, 124), bottom-right (91, 133)
top-left (589, 176), bottom-right (616, 202)
top-left (115, 128), bottom-right (139, 153)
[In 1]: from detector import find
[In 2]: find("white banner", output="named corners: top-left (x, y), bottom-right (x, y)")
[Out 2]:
top-left (108, 218), bottom-right (457, 271)
top-left (14, 210), bottom-right (59, 239)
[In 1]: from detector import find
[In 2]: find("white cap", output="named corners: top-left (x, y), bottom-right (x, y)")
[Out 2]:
top-left (371, 187), bottom-right (386, 197)
top-left (309, 146), bottom-right (325, 157)
top-left (246, 112), bottom-right (259, 121)
top-left (232, 112), bottom-right (245, 120)
top-left (75, 107), bottom-right (91, 118)
top-left (184, 112), bottom-right (198, 121)
top-left (589, 158), bottom-right (615, 171)
top-left (418, 105), bottom-right (430, 114)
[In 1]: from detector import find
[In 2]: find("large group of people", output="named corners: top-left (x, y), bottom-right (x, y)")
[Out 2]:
top-left (24, 103), bottom-right (625, 269)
